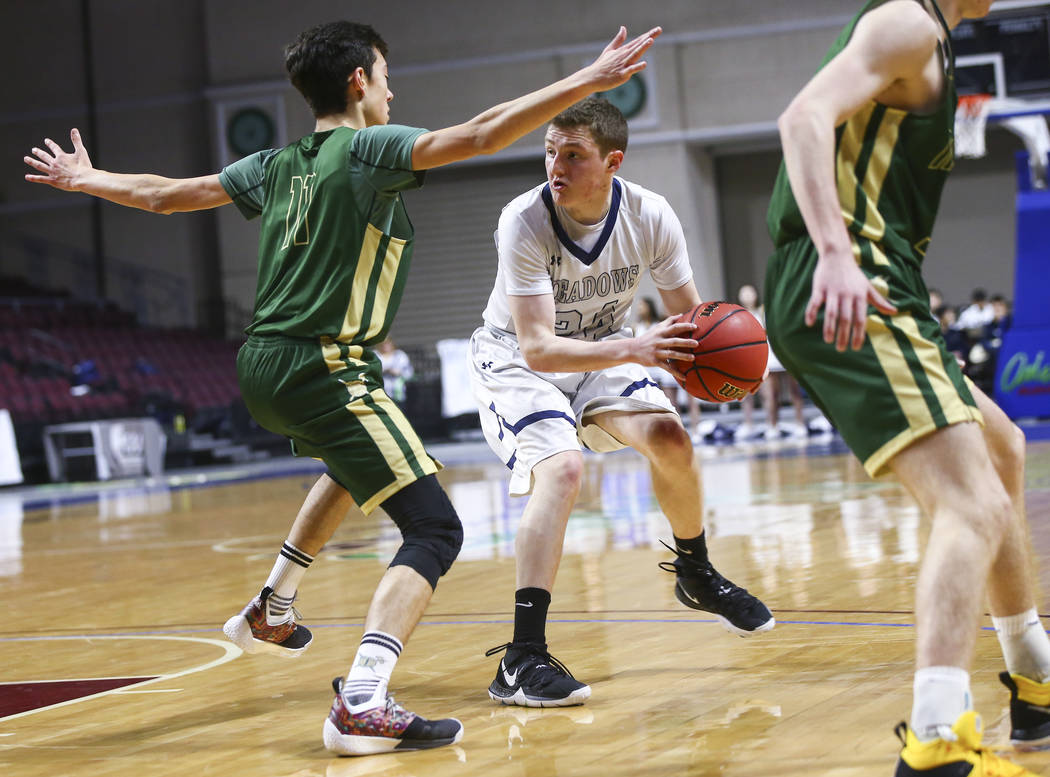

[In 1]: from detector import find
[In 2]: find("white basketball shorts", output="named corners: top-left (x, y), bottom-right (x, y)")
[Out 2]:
top-left (468, 325), bottom-right (676, 495)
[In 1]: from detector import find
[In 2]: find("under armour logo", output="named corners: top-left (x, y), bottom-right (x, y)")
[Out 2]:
top-left (550, 255), bottom-right (561, 267)
top-left (481, 361), bottom-right (493, 370)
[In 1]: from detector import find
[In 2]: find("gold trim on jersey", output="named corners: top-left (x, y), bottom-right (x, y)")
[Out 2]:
top-left (837, 102), bottom-right (905, 244)
top-left (363, 233), bottom-right (408, 342)
top-left (337, 224), bottom-right (406, 344)
top-left (837, 103), bottom-right (875, 232)
top-left (861, 109), bottom-right (904, 240)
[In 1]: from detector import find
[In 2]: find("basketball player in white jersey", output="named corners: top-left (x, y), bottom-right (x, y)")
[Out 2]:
top-left (467, 97), bottom-right (774, 707)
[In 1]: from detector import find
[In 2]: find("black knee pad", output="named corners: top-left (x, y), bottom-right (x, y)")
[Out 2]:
top-left (379, 474), bottom-right (463, 589)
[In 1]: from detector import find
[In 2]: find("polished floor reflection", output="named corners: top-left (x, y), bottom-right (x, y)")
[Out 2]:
top-left (2, 437), bottom-right (1050, 776)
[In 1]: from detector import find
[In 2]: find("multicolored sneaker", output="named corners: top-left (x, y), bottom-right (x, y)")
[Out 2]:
top-left (485, 642), bottom-right (591, 707)
top-left (222, 586), bottom-right (312, 657)
top-left (658, 543), bottom-right (774, 637)
top-left (323, 677), bottom-right (464, 756)
top-left (1000, 671), bottom-right (1050, 751)
top-left (894, 711), bottom-right (1036, 775)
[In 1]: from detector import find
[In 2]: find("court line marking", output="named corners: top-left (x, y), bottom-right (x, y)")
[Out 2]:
top-left (1, 619), bottom-right (1031, 644)
top-left (0, 635), bottom-right (241, 722)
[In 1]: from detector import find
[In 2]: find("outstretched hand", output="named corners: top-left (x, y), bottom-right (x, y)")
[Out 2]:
top-left (585, 26), bottom-right (662, 92)
top-left (805, 251), bottom-right (897, 351)
top-left (24, 128), bottom-right (93, 191)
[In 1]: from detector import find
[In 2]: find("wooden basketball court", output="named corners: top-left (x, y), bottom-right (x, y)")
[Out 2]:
top-left (3, 435), bottom-right (1050, 776)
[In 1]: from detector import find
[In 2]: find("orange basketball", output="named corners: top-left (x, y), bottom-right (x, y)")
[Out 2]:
top-left (675, 301), bottom-right (768, 402)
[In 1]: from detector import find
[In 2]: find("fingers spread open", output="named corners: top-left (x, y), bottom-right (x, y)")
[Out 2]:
top-left (23, 155), bottom-right (49, 173)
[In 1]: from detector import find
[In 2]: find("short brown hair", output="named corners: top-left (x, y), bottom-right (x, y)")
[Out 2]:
top-left (284, 21), bottom-right (388, 118)
top-left (550, 96), bottom-right (629, 157)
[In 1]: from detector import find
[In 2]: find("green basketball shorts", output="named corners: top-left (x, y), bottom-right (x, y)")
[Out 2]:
top-left (765, 236), bottom-right (982, 477)
top-left (237, 334), bottom-right (440, 513)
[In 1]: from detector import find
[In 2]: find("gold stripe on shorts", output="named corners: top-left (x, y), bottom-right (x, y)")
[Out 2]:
top-left (891, 313), bottom-right (983, 428)
top-left (321, 339), bottom-right (366, 375)
top-left (345, 389), bottom-right (439, 514)
top-left (863, 312), bottom-right (982, 477)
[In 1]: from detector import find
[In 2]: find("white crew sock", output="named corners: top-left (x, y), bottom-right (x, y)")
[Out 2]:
top-left (344, 631), bottom-right (403, 712)
top-left (993, 608), bottom-right (1050, 682)
top-left (911, 666), bottom-right (972, 742)
top-left (263, 542), bottom-right (314, 625)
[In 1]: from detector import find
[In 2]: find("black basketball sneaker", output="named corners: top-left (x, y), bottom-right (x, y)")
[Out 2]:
top-left (485, 642), bottom-right (591, 707)
top-left (1000, 671), bottom-right (1050, 750)
top-left (659, 542), bottom-right (774, 636)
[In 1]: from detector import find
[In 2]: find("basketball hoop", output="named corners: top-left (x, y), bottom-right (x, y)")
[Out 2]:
top-left (955, 93), bottom-right (994, 159)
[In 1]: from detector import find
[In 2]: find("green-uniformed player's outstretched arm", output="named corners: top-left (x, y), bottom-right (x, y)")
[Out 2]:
top-left (24, 127), bottom-right (232, 214)
top-left (410, 26), bottom-right (660, 171)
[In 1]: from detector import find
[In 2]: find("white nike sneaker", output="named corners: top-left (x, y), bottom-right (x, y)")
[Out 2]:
top-left (484, 642), bottom-right (591, 707)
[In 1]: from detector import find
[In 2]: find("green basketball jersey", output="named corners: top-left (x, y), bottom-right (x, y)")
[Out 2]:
top-left (219, 124), bottom-right (426, 345)
top-left (766, 0), bottom-right (956, 266)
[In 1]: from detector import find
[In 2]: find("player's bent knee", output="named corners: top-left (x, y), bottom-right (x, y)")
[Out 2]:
top-left (535, 451), bottom-right (584, 493)
top-left (965, 487), bottom-right (1014, 543)
top-left (644, 413), bottom-right (692, 458)
top-left (380, 475), bottom-right (464, 589)
top-left (1006, 421), bottom-right (1026, 466)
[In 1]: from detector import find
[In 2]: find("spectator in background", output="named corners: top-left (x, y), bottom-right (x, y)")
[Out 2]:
top-left (928, 287), bottom-right (944, 314)
top-left (955, 287), bottom-right (996, 331)
top-left (134, 356), bottom-right (159, 376)
top-left (936, 305), bottom-right (968, 364)
top-left (736, 283), bottom-right (808, 440)
top-left (72, 358), bottom-right (101, 388)
top-left (981, 295), bottom-right (1013, 382)
top-left (634, 297), bottom-right (702, 438)
top-left (986, 295), bottom-right (1012, 344)
top-left (376, 338), bottom-right (413, 405)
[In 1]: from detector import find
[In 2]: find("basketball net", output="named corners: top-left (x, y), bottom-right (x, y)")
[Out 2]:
top-left (955, 93), bottom-right (993, 159)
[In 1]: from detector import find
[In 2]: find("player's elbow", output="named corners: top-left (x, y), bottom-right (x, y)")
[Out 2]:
top-left (518, 339), bottom-right (554, 372)
top-left (778, 97), bottom-right (834, 143)
top-left (776, 100), bottom-right (809, 139)
top-left (519, 347), bottom-right (549, 372)
top-left (145, 188), bottom-right (178, 215)
top-left (464, 110), bottom-right (513, 156)
top-left (464, 126), bottom-right (500, 156)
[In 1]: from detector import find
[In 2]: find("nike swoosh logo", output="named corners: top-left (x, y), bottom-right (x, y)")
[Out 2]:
top-left (516, 602), bottom-right (534, 607)
top-left (501, 660), bottom-right (519, 687)
top-left (677, 547), bottom-right (693, 555)
top-left (682, 589), bottom-right (702, 605)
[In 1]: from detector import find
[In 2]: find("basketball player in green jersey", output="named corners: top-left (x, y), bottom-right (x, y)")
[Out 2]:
top-left (24, 20), bottom-right (660, 755)
top-left (765, 1), bottom-right (1050, 774)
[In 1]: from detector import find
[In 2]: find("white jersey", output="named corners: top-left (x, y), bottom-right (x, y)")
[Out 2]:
top-left (481, 177), bottom-right (693, 339)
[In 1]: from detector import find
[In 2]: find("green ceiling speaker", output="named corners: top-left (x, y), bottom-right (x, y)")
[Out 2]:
top-left (227, 106), bottom-right (276, 157)
top-left (600, 73), bottom-right (647, 120)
